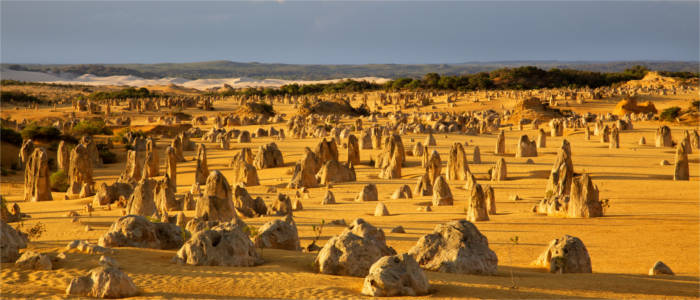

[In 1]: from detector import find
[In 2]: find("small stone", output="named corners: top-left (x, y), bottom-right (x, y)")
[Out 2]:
top-left (660, 160), bottom-right (670, 166)
top-left (391, 226), bottom-right (405, 233)
top-left (649, 261), bottom-right (674, 276)
top-left (99, 256), bottom-right (120, 269)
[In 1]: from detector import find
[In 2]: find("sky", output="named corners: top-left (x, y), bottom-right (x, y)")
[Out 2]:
top-left (1, 1), bottom-right (698, 64)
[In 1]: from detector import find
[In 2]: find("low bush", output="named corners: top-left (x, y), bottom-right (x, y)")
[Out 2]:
top-left (20, 123), bottom-right (62, 142)
top-left (71, 119), bottom-right (112, 136)
top-left (0, 127), bottom-right (23, 146)
top-left (49, 170), bottom-right (69, 192)
top-left (660, 106), bottom-right (681, 122)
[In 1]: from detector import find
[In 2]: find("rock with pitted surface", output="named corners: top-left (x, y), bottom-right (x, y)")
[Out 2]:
top-left (66, 265), bottom-right (139, 298)
top-left (356, 184), bottom-right (379, 202)
top-left (516, 135), bottom-right (538, 158)
top-left (409, 220), bottom-right (498, 275)
top-left (534, 235), bottom-right (591, 273)
top-left (1, 221), bottom-right (28, 263)
top-left (173, 222), bottom-right (262, 267)
top-left (432, 176), bottom-right (453, 206)
top-left (269, 193), bottom-right (293, 216)
top-left (362, 253), bottom-right (430, 297)
top-left (98, 215), bottom-right (183, 249)
top-left (317, 160), bottom-right (356, 185)
top-left (253, 142), bottom-right (284, 169)
top-left (254, 218), bottom-right (301, 251)
top-left (231, 159), bottom-right (260, 186)
top-left (15, 250), bottom-right (52, 270)
top-left (233, 185), bottom-right (268, 218)
top-left (196, 170), bottom-right (236, 222)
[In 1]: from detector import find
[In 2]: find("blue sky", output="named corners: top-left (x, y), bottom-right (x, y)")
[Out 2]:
top-left (1, 1), bottom-right (698, 64)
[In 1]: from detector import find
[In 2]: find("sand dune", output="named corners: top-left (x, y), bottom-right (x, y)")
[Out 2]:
top-left (0, 68), bottom-right (390, 90)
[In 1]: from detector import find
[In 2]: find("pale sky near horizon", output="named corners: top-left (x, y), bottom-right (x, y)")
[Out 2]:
top-left (1, 1), bottom-right (698, 64)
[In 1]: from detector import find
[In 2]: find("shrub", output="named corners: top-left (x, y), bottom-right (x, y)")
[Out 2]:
top-left (660, 106), bottom-right (681, 122)
top-left (49, 170), bottom-right (69, 192)
top-left (97, 144), bottom-right (117, 164)
top-left (20, 123), bottom-right (62, 142)
top-left (0, 91), bottom-right (42, 103)
top-left (0, 127), bottom-right (23, 146)
top-left (71, 119), bottom-right (112, 136)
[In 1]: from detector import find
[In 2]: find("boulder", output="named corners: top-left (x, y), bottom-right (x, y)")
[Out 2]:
top-left (567, 174), bottom-right (603, 218)
top-left (391, 184), bottom-right (412, 199)
top-left (173, 222), bottom-right (262, 266)
top-left (534, 235), bottom-right (591, 273)
top-left (24, 148), bottom-right (52, 202)
top-left (238, 130), bottom-right (251, 143)
top-left (231, 159), bottom-right (260, 186)
top-left (93, 182), bottom-right (134, 207)
top-left (269, 193), bottom-right (293, 216)
top-left (362, 254), bottom-right (430, 297)
top-left (413, 173), bottom-right (433, 196)
top-left (356, 184), bottom-right (379, 201)
top-left (515, 135), bottom-right (538, 157)
top-left (432, 175), bottom-right (453, 206)
top-left (321, 190), bottom-right (336, 205)
top-left (374, 202), bottom-right (390, 216)
top-left (466, 184), bottom-right (489, 222)
top-left (446, 143), bottom-right (470, 181)
top-left (288, 147), bottom-right (320, 188)
top-left (317, 160), bottom-right (356, 185)
top-left (125, 179), bottom-right (159, 218)
top-left (408, 220), bottom-right (498, 275)
top-left (194, 143), bottom-right (209, 185)
top-left (233, 185), bottom-right (268, 218)
top-left (66, 144), bottom-right (94, 199)
top-left (254, 218), bottom-right (301, 251)
top-left (15, 250), bottom-right (52, 270)
top-left (98, 215), bottom-right (183, 249)
top-left (196, 170), bottom-right (237, 221)
top-left (253, 142), bottom-right (284, 169)
top-left (66, 266), bottom-right (138, 298)
top-left (649, 261), bottom-right (674, 276)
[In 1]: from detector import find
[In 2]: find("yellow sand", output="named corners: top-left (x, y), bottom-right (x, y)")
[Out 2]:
top-left (1, 92), bottom-right (699, 299)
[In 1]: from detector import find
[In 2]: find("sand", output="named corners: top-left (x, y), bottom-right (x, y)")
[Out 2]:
top-left (0, 68), bottom-right (390, 90)
top-left (1, 91), bottom-right (699, 299)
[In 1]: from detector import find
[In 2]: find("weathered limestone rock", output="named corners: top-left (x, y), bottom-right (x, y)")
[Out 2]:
top-left (545, 140), bottom-right (573, 197)
top-left (125, 179), bottom-right (159, 218)
top-left (432, 176), bottom-right (453, 206)
top-left (317, 160), bottom-right (356, 185)
top-left (315, 138), bottom-right (339, 166)
top-left (66, 144), bottom-right (94, 199)
top-left (425, 132), bottom-right (437, 146)
top-left (253, 142), bottom-right (284, 169)
top-left (472, 146), bottom-right (481, 164)
top-left (362, 254), bottom-right (430, 297)
top-left (466, 184), bottom-right (489, 222)
top-left (490, 158), bottom-right (507, 181)
top-left (15, 250), bottom-right (52, 270)
top-left (196, 170), bottom-right (237, 221)
top-left (238, 130), bottom-right (251, 143)
top-left (233, 185), bottom-right (268, 218)
top-left (425, 150), bottom-right (442, 184)
top-left (18, 139), bottom-right (35, 169)
top-left (66, 266), bottom-right (139, 298)
top-left (600, 125), bottom-right (610, 143)
top-left (484, 185), bottom-right (496, 215)
top-left (231, 159), bottom-right (260, 186)
top-left (495, 130), bottom-right (506, 155)
top-left (269, 193), bottom-right (293, 216)
top-left (173, 222), bottom-right (262, 266)
top-left (408, 220), bottom-right (498, 275)
top-left (143, 138), bottom-right (159, 178)
top-left (374, 202), bottom-right (390, 216)
top-left (414, 173), bottom-right (433, 196)
top-left (567, 174), bottom-right (603, 218)
top-left (155, 175), bottom-right (178, 212)
top-left (81, 136), bottom-right (103, 168)
top-left (119, 150), bottom-right (144, 184)
top-left (376, 134), bottom-right (405, 179)
top-left (534, 235), bottom-right (591, 273)
top-left (321, 189), bottom-right (336, 205)
top-left (609, 127), bottom-right (620, 149)
top-left (165, 146), bottom-right (177, 188)
top-left (356, 184), bottom-right (379, 202)
top-left (98, 215), bottom-right (183, 249)
top-left (347, 134), bottom-right (361, 165)
top-left (194, 143), bottom-right (209, 185)
top-left (93, 182), bottom-right (133, 206)
top-left (171, 134), bottom-right (187, 162)
top-left (288, 147), bottom-right (320, 188)
top-left (649, 261), bottom-right (674, 276)
top-left (254, 218), bottom-right (301, 251)
top-left (515, 135), bottom-right (538, 158)
top-left (674, 141), bottom-right (690, 181)
top-left (24, 148), bottom-right (52, 202)
top-left (639, 136), bottom-right (647, 145)
top-left (314, 219), bottom-right (396, 277)
top-left (447, 143), bottom-right (470, 181)
top-left (391, 184), bottom-right (412, 199)
top-left (1, 221), bottom-right (28, 262)
top-left (655, 126), bottom-right (673, 147)
top-left (536, 129), bottom-right (546, 148)
top-left (412, 142), bottom-right (424, 157)
top-left (57, 140), bottom-right (71, 173)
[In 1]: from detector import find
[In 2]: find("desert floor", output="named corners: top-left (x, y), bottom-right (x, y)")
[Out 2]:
top-left (1, 93), bottom-right (699, 299)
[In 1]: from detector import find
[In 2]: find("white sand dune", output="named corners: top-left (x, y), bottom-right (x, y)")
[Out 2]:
top-left (0, 68), bottom-right (390, 90)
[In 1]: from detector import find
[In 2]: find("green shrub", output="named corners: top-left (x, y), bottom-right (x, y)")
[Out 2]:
top-left (20, 123), bottom-right (62, 141)
top-left (0, 127), bottom-right (23, 146)
top-left (660, 106), bottom-right (681, 122)
top-left (97, 144), bottom-right (117, 164)
top-left (49, 170), bottom-right (69, 192)
top-left (71, 119), bottom-right (112, 136)
top-left (0, 91), bottom-right (42, 103)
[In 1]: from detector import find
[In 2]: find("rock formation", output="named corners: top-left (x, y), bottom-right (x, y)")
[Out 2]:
top-left (173, 222), bottom-right (262, 266)
top-left (356, 184), bottom-right (379, 201)
top-left (534, 235), bottom-right (591, 273)
top-left (24, 148), bottom-right (52, 202)
top-left (194, 143), bottom-right (209, 185)
top-left (447, 143), bottom-right (470, 181)
top-left (66, 144), bottom-right (94, 199)
top-left (466, 184), bottom-right (489, 222)
top-left (98, 215), bottom-right (183, 249)
top-left (361, 254), bottom-right (430, 297)
top-left (254, 218), bottom-right (301, 251)
top-left (253, 142), bottom-right (284, 169)
top-left (432, 175), bottom-right (453, 206)
top-left (515, 135), bottom-right (538, 158)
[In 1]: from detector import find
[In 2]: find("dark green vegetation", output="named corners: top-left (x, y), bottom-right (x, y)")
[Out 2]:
top-left (0, 127), bottom-right (23, 147)
top-left (71, 119), bottom-right (113, 136)
top-left (1, 90), bottom-right (43, 103)
top-left (20, 123), bottom-right (62, 141)
top-left (88, 87), bottom-right (153, 100)
top-left (660, 106), bottom-right (682, 122)
top-left (49, 170), bottom-right (69, 192)
top-left (4, 60), bottom-right (698, 80)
